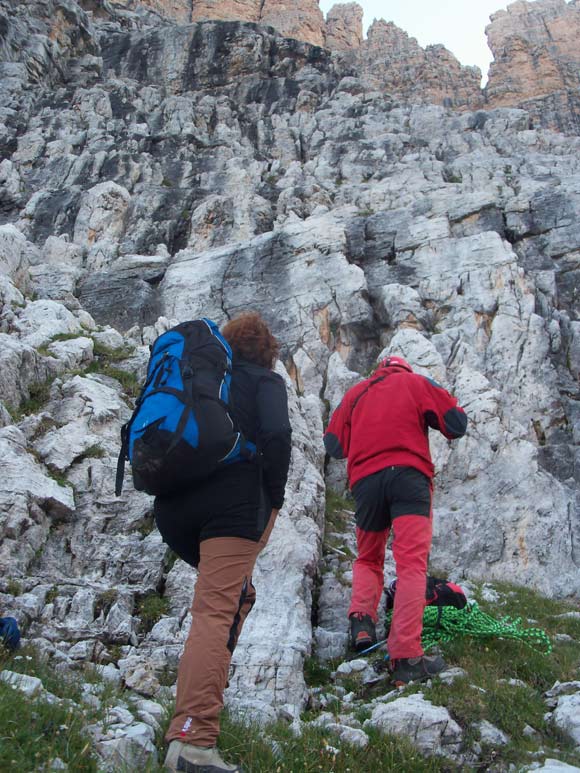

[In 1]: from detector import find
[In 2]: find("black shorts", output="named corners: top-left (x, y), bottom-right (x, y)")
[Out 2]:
top-left (352, 466), bottom-right (432, 532)
top-left (153, 462), bottom-right (271, 567)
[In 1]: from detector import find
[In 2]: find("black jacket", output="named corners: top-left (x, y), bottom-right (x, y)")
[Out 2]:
top-left (229, 357), bottom-right (292, 509)
top-left (154, 357), bottom-right (292, 561)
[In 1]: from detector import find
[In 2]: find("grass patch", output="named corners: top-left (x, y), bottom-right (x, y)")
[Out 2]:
top-left (46, 468), bottom-right (73, 489)
top-left (82, 443), bottom-right (106, 460)
top-left (325, 489), bottom-right (354, 529)
top-left (0, 645), bottom-right (169, 771)
top-left (91, 340), bottom-right (134, 362)
top-left (45, 585), bottom-right (59, 604)
top-left (411, 580), bottom-right (580, 770)
top-left (86, 361), bottom-right (140, 398)
top-left (137, 513), bottom-right (156, 538)
top-left (135, 592), bottom-right (170, 633)
top-left (303, 656), bottom-right (333, 687)
top-left (95, 589), bottom-right (118, 618)
top-left (10, 379), bottom-right (55, 420)
top-left (217, 713), bottom-right (449, 772)
top-left (6, 579), bottom-right (22, 596)
top-left (0, 678), bottom-right (97, 771)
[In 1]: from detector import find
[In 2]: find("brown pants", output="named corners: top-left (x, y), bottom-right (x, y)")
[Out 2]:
top-left (166, 511), bottom-right (278, 747)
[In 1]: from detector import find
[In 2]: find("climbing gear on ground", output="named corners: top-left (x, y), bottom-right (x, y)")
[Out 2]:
top-left (164, 740), bottom-right (242, 772)
top-left (0, 617), bottom-right (20, 652)
top-left (385, 575), bottom-right (467, 613)
top-left (116, 318), bottom-right (256, 497)
top-left (386, 599), bottom-right (552, 655)
top-left (349, 612), bottom-right (377, 652)
top-left (388, 654), bottom-right (447, 686)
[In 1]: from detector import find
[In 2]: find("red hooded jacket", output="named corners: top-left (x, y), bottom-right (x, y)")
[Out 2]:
top-left (324, 363), bottom-right (467, 487)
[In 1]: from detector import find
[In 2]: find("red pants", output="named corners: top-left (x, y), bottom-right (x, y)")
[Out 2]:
top-left (348, 514), bottom-right (433, 659)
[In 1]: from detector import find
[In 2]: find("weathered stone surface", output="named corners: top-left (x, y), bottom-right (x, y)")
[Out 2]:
top-left (553, 691), bottom-right (580, 747)
top-left (347, 20), bottom-right (483, 110)
top-left (1, 1), bottom-right (580, 752)
top-left (261, 0), bottom-right (326, 48)
top-left (0, 426), bottom-right (75, 574)
top-left (486, 0), bottom-right (580, 133)
top-left (325, 3), bottom-right (363, 51)
top-left (364, 693), bottom-right (463, 757)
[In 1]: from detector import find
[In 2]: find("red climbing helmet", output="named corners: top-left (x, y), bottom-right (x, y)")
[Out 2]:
top-left (379, 355), bottom-right (413, 373)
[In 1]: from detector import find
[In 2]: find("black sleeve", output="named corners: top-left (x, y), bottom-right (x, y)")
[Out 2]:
top-left (256, 371), bottom-right (292, 510)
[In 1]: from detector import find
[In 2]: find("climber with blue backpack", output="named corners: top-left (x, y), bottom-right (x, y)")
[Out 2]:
top-left (117, 312), bottom-right (292, 773)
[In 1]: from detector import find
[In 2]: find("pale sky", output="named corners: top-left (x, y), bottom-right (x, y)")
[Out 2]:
top-left (318, 0), bottom-right (511, 85)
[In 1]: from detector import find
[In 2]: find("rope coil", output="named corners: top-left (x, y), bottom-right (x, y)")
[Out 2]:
top-left (386, 600), bottom-right (552, 655)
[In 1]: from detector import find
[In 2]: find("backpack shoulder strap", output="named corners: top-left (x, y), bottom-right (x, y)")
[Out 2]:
top-left (351, 372), bottom-right (388, 414)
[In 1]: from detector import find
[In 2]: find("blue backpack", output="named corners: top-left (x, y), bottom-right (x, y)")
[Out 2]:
top-left (115, 318), bottom-right (255, 497)
top-left (0, 617), bottom-right (20, 651)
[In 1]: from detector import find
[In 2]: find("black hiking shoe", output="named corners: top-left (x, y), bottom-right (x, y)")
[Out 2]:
top-left (349, 613), bottom-right (377, 652)
top-left (389, 654), bottom-right (446, 686)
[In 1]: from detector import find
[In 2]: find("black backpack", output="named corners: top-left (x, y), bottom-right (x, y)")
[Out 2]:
top-left (115, 318), bottom-right (255, 497)
top-left (385, 575), bottom-right (467, 611)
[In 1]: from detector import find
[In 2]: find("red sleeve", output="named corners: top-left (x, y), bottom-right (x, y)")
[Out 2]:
top-left (417, 375), bottom-right (468, 440)
top-left (324, 381), bottom-right (366, 459)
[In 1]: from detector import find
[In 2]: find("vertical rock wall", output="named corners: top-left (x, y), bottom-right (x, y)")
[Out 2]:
top-left (325, 2), bottom-right (363, 50)
top-left (485, 0), bottom-right (580, 132)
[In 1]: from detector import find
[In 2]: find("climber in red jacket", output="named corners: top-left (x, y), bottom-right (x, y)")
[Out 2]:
top-left (324, 355), bottom-right (467, 685)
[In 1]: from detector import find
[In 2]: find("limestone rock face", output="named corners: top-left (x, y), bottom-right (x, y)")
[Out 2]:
top-left (133, 0), bottom-right (192, 24)
top-left (352, 20), bottom-right (483, 109)
top-left (1, 0), bottom-right (580, 741)
top-left (485, 0), bottom-right (580, 132)
top-left (326, 3), bottom-right (363, 51)
top-left (261, 0), bottom-right (326, 47)
top-left (190, 0), bottom-right (261, 25)
top-left (125, 0), bottom-right (327, 46)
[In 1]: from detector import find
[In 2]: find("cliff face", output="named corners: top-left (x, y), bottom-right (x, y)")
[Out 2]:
top-left (1, 1), bottom-right (580, 760)
top-left (485, 0), bottom-right (580, 132)
top-left (107, 0), bottom-right (326, 46)
top-left (325, 2), bottom-right (363, 50)
top-left (349, 20), bottom-right (483, 109)
top-left (86, 0), bottom-right (580, 131)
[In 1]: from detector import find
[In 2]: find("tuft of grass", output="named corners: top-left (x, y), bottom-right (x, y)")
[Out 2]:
top-left (94, 589), bottom-right (118, 618)
top-left (0, 645), bottom-right (168, 771)
top-left (303, 656), bottom-right (333, 688)
top-left (46, 468), bottom-right (74, 489)
top-left (45, 585), bottom-right (59, 604)
top-left (82, 443), bottom-right (106, 460)
top-left (91, 340), bottom-right (134, 362)
top-left (10, 379), bottom-right (55, 420)
top-left (86, 361), bottom-right (140, 398)
top-left (135, 592), bottom-right (170, 633)
top-left (6, 579), bottom-right (22, 596)
top-left (325, 489), bottom-right (354, 528)
top-left (216, 713), bottom-right (448, 772)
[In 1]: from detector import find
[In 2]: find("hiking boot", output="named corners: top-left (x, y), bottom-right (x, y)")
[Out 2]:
top-left (349, 612), bottom-right (377, 652)
top-left (389, 654), bottom-right (447, 686)
top-left (164, 740), bottom-right (242, 772)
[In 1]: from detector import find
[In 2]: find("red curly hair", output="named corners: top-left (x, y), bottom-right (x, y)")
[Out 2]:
top-left (221, 312), bottom-right (279, 369)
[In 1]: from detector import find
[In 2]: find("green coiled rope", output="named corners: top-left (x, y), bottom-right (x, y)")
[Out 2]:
top-left (386, 600), bottom-right (552, 655)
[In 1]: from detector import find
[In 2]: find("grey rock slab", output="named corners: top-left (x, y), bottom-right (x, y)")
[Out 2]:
top-left (364, 692), bottom-right (463, 758)
top-left (474, 719), bottom-right (510, 746)
top-left (327, 723), bottom-right (369, 748)
top-left (526, 761), bottom-right (580, 772)
top-left (553, 692), bottom-right (580, 747)
top-left (0, 670), bottom-right (44, 696)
